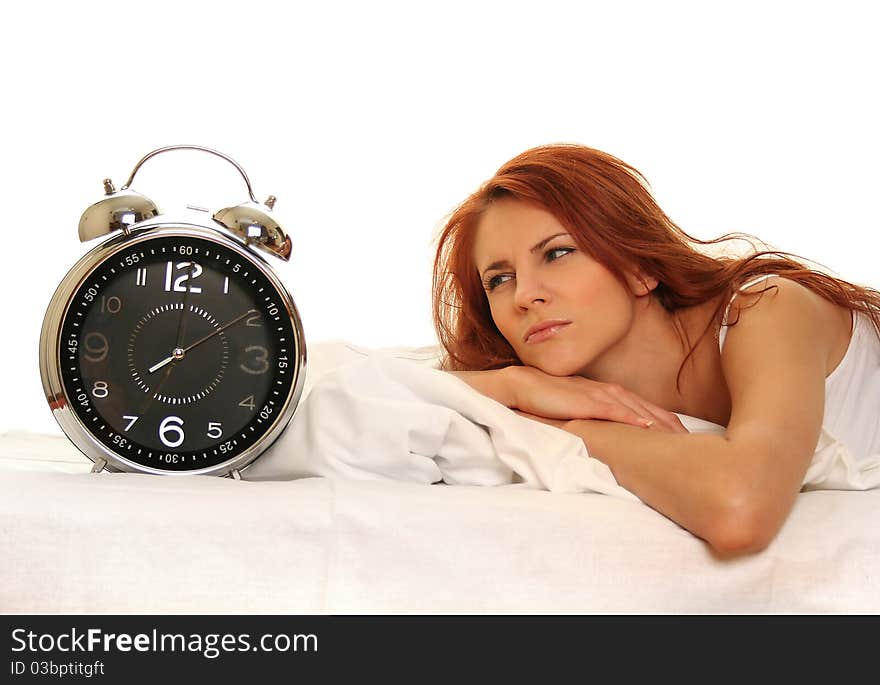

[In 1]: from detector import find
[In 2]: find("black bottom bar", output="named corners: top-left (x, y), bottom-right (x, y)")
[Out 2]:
top-left (2, 614), bottom-right (874, 680)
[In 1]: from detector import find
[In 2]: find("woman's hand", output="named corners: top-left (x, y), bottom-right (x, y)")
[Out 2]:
top-left (511, 409), bottom-right (569, 429)
top-left (506, 366), bottom-right (687, 433)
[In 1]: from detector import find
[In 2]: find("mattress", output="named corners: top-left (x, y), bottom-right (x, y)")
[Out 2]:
top-left (2, 429), bottom-right (878, 614)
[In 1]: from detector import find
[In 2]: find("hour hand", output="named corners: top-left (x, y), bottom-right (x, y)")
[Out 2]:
top-left (148, 347), bottom-right (184, 374)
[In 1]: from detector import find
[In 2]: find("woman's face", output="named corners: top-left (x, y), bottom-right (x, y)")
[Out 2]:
top-left (472, 198), bottom-right (646, 377)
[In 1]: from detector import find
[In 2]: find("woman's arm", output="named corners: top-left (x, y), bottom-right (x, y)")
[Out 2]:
top-left (448, 366), bottom-right (685, 431)
top-left (558, 420), bottom-right (755, 555)
top-left (445, 369), bottom-right (517, 407)
top-left (560, 277), bottom-right (833, 558)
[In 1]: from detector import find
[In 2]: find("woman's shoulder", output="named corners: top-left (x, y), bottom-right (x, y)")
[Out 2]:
top-left (721, 274), bottom-right (853, 377)
top-left (724, 273), bottom-right (787, 316)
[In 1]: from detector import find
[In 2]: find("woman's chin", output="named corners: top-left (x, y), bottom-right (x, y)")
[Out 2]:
top-left (523, 357), bottom-right (583, 377)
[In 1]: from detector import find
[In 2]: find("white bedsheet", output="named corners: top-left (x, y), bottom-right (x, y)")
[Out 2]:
top-left (2, 439), bottom-right (878, 614)
top-left (2, 341), bottom-right (878, 614)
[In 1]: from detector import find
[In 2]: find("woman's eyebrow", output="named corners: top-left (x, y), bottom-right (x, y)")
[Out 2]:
top-left (480, 232), bottom-right (570, 276)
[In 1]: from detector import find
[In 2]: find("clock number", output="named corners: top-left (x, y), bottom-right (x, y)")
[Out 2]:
top-left (83, 332), bottom-right (109, 363)
top-left (123, 415), bottom-right (139, 431)
top-left (91, 381), bottom-right (109, 399)
top-left (207, 422), bottom-right (223, 439)
top-left (240, 345), bottom-right (270, 375)
top-left (245, 313), bottom-right (262, 327)
top-left (100, 295), bottom-right (122, 314)
top-left (164, 261), bottom-right (203, 293)
top-left (239, 395), bottom-right (256, 411)
top-left (159, 416), bottom-right (185, 449)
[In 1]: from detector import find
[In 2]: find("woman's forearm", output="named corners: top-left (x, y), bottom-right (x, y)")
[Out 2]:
top-left (561, 419), bottom-right (771, 556)
top-left (445, 368), bottom-right (516, 407)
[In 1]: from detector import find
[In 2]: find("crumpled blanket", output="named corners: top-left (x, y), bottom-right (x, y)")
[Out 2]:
top-left (803, 428), bottom-right (880, 491)
top-left (245, 354), bottom-right (723, 500)
top-left (245, 344), bottom-right (880, 496)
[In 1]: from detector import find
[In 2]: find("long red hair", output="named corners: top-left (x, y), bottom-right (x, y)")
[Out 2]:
top-left (432, 144), bottom-right (880, 386)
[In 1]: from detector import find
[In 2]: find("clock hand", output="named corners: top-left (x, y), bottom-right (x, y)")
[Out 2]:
top-left (147, 350), bottom-right (183, 374)
top-left (173, 261), bottom-right (197, 349)
top-left (139, 361), bottom-right (175, 415)
top-left (181, 309), bottom-right (258, 354)
top-left (148, 356), bottom-right (173, 374)
top-left (146, 309), bottom-right (257, 374)
top-left (145, 261), bottom-right (197, 375)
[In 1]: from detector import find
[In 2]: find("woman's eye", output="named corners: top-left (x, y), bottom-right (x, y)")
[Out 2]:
top-left (545, 247), bottom-right (573, 262)
top-left (483, 248), bottom-right (573, 293)
top-left (484, 274), bottom-right (511, 292)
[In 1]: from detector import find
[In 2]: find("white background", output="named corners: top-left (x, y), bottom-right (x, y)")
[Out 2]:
top-left (2, 0), bottom-right (877, 433)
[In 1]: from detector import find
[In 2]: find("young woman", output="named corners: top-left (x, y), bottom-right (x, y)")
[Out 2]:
top-left (432, 144), bottom-right (880, 558)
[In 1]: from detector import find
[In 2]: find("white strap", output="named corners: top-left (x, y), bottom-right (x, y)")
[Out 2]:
top-left (718, 274), bottom-right (780, 351)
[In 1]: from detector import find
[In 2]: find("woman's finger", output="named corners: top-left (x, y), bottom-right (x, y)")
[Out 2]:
top-left (637, 403), bottom-right (685, 432)
top-left (595, 385), bottom-right (686, 432)
top-left (640, 407), bottom-right (689, 433)
top-left (597, 386), bottom-right (659, 427)
top-left (597, 401), bottom-right (655, 428)
top-left (604, 385), bottom-right (685, 433)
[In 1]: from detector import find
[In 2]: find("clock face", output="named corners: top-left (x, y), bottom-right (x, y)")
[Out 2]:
top-left (55, 230), bottom-right (302, 473)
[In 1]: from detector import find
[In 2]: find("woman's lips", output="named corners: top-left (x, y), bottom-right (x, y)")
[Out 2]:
top-left (524, 322), bottom-right (571, 344)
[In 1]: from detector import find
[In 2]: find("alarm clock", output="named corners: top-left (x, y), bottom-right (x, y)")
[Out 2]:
top-left (39, 145), bottom-right (307, 478)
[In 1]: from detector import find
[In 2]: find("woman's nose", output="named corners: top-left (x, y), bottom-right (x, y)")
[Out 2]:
top-left (513, 272), bottom-right (549, 309)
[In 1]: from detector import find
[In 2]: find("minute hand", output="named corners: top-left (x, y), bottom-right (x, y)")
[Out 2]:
top-left (182, 309), bottom-right (258, 354)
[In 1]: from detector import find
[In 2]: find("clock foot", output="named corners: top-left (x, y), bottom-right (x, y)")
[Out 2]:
top-left (90, 458), bottom-right (107, 474)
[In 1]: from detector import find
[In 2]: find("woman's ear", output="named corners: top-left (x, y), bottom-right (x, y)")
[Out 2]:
top-left (625, 269), bottom-right (659, 297)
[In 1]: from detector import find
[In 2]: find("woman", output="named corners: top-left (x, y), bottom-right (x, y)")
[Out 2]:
top-left (432, 144), bottom-right (880, 558)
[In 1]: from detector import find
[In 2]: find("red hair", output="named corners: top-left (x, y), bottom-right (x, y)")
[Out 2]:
top-left (432, 144), bottom-right (880, 387)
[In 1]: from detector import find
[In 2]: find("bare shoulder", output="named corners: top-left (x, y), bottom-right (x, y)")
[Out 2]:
top-left (719, 274), bottom-right (831, 469)
top-left (728, 274), bottom-right (820, 322)
top-left (725, 275), bottom-right (851, 375)
top-left (722, 275), bottom-right (830, 382)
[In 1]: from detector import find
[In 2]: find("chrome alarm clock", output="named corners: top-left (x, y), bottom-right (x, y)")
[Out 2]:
top-left (39, 145), bottom-right (307, 478)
